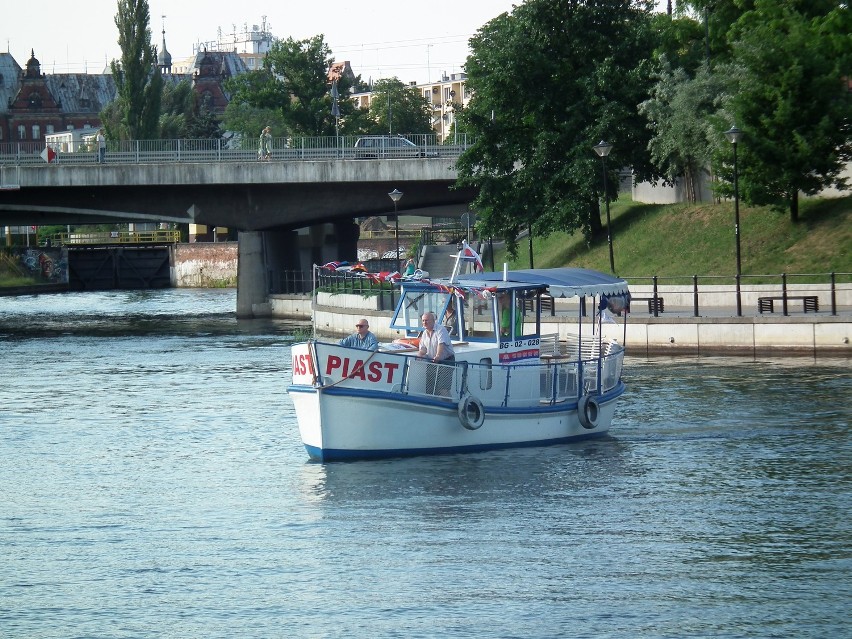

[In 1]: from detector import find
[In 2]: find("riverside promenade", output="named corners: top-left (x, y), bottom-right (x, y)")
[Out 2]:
top-left (268, 285), bottom-right (851, 357)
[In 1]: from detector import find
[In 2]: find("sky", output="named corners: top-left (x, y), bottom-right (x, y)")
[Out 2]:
top-left (2, 0), bottom-right (520, 85)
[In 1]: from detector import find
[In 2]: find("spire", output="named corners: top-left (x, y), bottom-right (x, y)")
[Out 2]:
top-left (25, 48), bottom-right (41, 78)
top-left (158, 15), bottom-right (172, 73)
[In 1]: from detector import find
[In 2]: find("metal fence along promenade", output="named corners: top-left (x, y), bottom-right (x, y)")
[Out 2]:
top-left (0, 134), bottom-right (473, 167)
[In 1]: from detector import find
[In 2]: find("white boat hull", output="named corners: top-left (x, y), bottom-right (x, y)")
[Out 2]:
top-left (289, 340), bottom-right (623, 461)
top-left (289, 265), bottom-right (631, 461)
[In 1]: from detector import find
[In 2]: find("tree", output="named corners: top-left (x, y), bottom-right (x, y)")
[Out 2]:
top-left (365, 78), bottom-right (432, 135)
top-left (722, 1), bottom-right (852, 221)
top-left (158, 80), bottom-right (194, 138)
top-left (108, 0), bottom-right (162, 140)
top-left (186, 97), bottom-right (222, 140)
top-left (639, 60), bottom-right (727, 202)
top-left (455, 0), bottom-right (657, 256)
top-left (225, 35), bottom-right (366, 137)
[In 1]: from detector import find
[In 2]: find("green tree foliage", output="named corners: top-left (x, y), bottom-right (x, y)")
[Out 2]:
top-left (639, 61), bottom-right (726, 202)
top-left (676, 0), bottom-right (750, 64)
top-left (365, 78), bottom-right (432, 135)
top-left (722, 1), bottom-right (852, 221)
top-left (108, 0), bottom-right (162, 140)
top-left (225, 35), bottom-right (366, 137)
top-left (221, 100), bottom-right (288, 146)
top-left (651, 12), bottom-right (706, 73)
top-left (186, 98), bottom-right (222, 140)
top-left (456, 0), bottom-right (657, 256)
top-left (158, 80), bottom-right (194, 138)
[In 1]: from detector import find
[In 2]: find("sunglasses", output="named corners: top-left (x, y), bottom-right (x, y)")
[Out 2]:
top-left (356, 324), bottom-right (367, 328)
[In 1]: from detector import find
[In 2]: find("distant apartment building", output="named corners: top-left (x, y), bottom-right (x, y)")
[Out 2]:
top-left (352, 72), bottom-right (471, 142)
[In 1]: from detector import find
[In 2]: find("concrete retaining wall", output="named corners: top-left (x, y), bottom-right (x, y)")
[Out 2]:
top-left (172, 242), bottom-right (238, 287)
top-left (269, 293), bottom-right (851, 356)
top-left (626, 283), bottom-right (852, 310)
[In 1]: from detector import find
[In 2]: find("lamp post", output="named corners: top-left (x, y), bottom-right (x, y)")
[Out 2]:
top-left (388, 188), bottom-right (403, 270)
top-left (724, 125), bottom-right (742, 316)
top-left (330, 80), bottom-right (340, 158)
top-left (593, 140), bottom-right (615, 273)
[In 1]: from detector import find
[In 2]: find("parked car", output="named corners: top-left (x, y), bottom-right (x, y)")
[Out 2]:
top-left (353, 136), bottom-right (437, 159)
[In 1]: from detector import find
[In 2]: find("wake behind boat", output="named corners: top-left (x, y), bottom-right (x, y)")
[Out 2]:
top-left (288, 257), bottom-right (631, 461)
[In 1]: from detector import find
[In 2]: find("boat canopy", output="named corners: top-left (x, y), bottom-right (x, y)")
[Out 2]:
top-left (457, 268), bottom-right (629, 299)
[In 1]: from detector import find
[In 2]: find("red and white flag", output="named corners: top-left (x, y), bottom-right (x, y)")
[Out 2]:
top-left (40, 146), bottom-right (57, 163)
top-left (460, 240), bottom-right (483, 272)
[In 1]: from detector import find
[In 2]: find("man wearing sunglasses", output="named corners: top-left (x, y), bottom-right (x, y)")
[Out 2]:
top-left (339, 319), bottom-right (379, 351)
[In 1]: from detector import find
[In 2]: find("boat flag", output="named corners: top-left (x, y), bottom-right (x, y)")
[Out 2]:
top-left (40, 146), bottom-right (57, 163)
top-left (459, 240), bottom-right (483, 272)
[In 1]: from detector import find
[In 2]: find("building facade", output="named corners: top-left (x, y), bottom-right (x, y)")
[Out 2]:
top-left (352, 72), bottom-right (471, 142)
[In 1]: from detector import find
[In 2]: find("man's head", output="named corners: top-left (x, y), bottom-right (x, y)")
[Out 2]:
top-left (421, 312), bottom-right (436, 327)
top-left (355, 319), bottom-right (369, 334)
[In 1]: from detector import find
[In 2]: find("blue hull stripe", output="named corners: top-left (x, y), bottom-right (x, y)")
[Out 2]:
top-left (304, 430), bottom-right (611, 462)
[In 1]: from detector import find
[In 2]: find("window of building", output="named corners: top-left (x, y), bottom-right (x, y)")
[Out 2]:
top-left (46, 124), bottom-right (55, 134)
top-left (18, 125), bottom-right (26, 140)
top-left (32, 125), bottom-right (41, 140)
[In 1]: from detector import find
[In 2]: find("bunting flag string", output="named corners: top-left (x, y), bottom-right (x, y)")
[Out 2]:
top-left (318, 261), bottom-right (497, 298)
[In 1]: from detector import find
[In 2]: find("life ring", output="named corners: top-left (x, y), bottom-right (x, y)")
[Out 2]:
top-left (393, 337), bottom-right (420, 348)
top-left (458, 395), bottom-right (485, 430)
top-left (578, 394), bottom-right (600, 429)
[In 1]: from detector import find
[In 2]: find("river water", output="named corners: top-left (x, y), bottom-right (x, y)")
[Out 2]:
top-left (1, 289), bottom-right (849, 638)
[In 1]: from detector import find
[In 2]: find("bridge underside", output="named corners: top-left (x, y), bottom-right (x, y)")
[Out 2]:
top-left (0, 180), bottom-right (477, 230)
top-left (0, 160), bottom-right (480, 318)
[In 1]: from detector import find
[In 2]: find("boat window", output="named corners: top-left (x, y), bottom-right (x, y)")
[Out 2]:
top-left (463, 291), bottom-right (497, 340)
top-left (391, 289), bottom-right (450, 333)
top-left (518, 290), bottom-right (541, 339)
top-left (478, 358), bottom-right (493, 390)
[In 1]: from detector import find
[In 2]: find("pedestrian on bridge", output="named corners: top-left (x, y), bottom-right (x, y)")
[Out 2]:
top-left (258, 126), bottom-right (272, 161)
top-left (96, 129), bottom-right (106, 164)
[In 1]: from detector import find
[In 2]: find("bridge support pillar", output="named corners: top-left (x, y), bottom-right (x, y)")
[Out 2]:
top-left (236, 231), bottom-right (266, 319)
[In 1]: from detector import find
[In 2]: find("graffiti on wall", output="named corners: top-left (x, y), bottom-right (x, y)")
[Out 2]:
top-left (17, 248), bottom-right (67, 283)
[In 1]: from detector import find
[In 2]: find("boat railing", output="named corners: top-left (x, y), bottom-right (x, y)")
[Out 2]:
top-left (398, 347), bottom-right (624, 408)
top-left (403, 358), bottom-right (466, 402)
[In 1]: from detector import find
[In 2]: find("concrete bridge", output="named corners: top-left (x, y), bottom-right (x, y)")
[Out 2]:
top-left (0, 157), bottom-right (475, 229)
top-left (0, 151), bottom-right (478, 318)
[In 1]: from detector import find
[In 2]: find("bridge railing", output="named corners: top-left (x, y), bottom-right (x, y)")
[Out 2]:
top-left (0, 134), bottom-right (475, 166)
top-left (50, 230), bottom-right (182, 245)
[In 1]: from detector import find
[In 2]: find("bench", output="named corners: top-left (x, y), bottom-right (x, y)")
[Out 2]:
top-left (522, 294), bottom-right (555, 316)
top-left (630, 296), bottom-right (664, 314)
top-left (757, 296), bottom-right (819, 313)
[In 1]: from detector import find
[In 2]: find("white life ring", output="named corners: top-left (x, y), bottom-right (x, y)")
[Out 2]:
top-left (458, 395), bottom-right (485, 430)
top-left (578, 394), bottom-right (600, 430)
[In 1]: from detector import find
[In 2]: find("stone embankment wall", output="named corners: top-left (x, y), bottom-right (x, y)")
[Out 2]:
top-left (269, 290), bottom-right (852, 356)
top-left (172, 242), bottom-right (238, 288)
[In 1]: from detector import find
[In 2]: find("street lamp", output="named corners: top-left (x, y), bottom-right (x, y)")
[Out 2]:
top-left (724, 125), bottom-right (742, 316)
top-left (330, 80), bottom-right (340, 158)
top-left (388, 188), bottom-right (403, 270)
top-left (593, 140), bottom-right (615, 273)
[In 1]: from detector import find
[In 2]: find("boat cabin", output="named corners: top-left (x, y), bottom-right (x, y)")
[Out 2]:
top-left (390, 280), bottom-right (559, 363)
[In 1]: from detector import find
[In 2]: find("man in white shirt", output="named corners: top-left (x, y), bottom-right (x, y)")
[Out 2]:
top-left (417, 311), bottom-right (455, 396)
top-left (417, 311), bottom-right (454, 362)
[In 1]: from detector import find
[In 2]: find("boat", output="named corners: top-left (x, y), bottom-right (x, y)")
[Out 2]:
top-left (288, 257), bottom-right (631, 461)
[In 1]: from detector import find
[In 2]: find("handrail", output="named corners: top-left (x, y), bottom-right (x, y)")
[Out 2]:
top-left (0, 133), bottom-right (474, 167)
top-left (51, 230), bottom-right (182, 245)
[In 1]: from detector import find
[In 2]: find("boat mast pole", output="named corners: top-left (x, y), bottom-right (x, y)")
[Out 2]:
top-left (311, 263), bottom-right (318, 340)
top-left (449, 250), bottom-right (463, 284)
